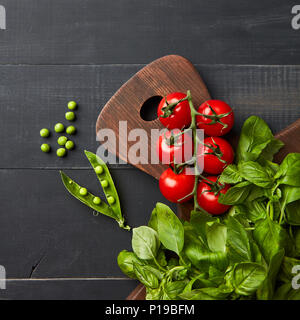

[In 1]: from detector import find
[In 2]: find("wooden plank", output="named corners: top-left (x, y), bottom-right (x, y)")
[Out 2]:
top-left (0, 168), bottom-right (176, 278)
top-left (0, 279), bottom-right (138, 300)
top-left (0, 0), bottom-right (298, 65)
top-left (0, 64), bottom-right (300, 168)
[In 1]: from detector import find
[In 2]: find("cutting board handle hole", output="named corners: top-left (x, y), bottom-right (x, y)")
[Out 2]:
top-left (140, 95), bottom-right (162, 122)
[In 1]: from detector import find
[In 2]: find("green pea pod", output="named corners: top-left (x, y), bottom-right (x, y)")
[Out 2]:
top-left (60, 171), bottom-right (115, 218)
top-left (60, 151), bottom-right (130, 230)
top-left (84, 150), bottom-right (124, 221)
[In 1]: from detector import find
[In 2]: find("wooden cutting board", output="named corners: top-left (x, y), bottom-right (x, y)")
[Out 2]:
top-left (96, 55), bottom-right (211, 180)
top-left (96, 55), bottom-right (300, 300)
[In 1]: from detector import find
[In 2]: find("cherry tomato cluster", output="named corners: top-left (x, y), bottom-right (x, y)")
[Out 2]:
top-left (156, 92), bottom-right (235, 215)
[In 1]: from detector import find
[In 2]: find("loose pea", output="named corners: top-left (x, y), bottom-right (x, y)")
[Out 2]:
top-left (101, 180), bottom-right (109, 188)
top-left (107, 196), bottom-right (115, 205)
top-left (95, 165), bottom-right (103, 174)
top-left (68, 101), bottom-right (77, 110)
top-left (54, 123), bottom-right (65, 133)
top-left (65, 111), bottom-right (75, 121)
top-left (65, 140), bottom-right (75, 150)
top-left (57, 136), bottom-right (68, 146)
top-left (41, 144), bottom-right (50, 153)
top-left (66, 125), bottom-right (76, 135)
top-left (40, 128), bottom-right (50, 138)
top-left (56, 148), bottom-right (66, 157)
top-left (93, 197), bottom-right (101, 205)
top-left (79, 187), bottom-right (88, 196)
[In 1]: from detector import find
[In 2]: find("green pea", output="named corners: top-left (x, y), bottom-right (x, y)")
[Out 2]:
top-left (107, 196), bottom-right (115, 205)
top-left (54, 123), bottom-right (65, 133)
top-left (101, 180), bottom-right (109, 188)
top-left (56, 148), bottom-right (66, 157)
top-left (68, 101), bottom-right (77, 110)
top-left (41, 144), bottom-right (50, 153)
top-left (40, 128), bottom-right (50, 138)
top-left (95, 165), bottom-right (103, 174)
top-left (79, 187), bottom-right (88, 196)
top-left (93, 197), bottom-right (101, 205)
top-left (65, 140), bottom-right (75, 150)
top-left (57, 136), bottom-right (68, 146)
top-left (66, 125), bottom-right (76, 135)
top-left (65, 111), bottom-right (75, 121)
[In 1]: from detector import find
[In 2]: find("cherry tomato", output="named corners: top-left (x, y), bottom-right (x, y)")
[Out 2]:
top-left (196, 100), bottom-right (234, 136)
top-left (157, 92), bottom-right (191, 130)
top-left (197, 176), bottom-right (231, 215)
top-left (198, 137), bottom-right (234, 175)
top-left (159, 168), bottom-right (194, 203)
top-left (156, 129), bottom-right (193, 165)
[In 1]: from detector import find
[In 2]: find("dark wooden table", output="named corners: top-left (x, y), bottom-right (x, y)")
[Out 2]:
top-left (0, 0), bottom-right (300, 300)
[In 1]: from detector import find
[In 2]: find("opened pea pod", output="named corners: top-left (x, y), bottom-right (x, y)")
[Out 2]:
top-left (60, 150), bottom-right (130, 230)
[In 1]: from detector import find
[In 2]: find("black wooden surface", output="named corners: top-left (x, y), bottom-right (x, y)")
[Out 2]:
top-left (0, 0), bottom-right (299, 65)
top-left (0, 0), bottom-right (300, 300)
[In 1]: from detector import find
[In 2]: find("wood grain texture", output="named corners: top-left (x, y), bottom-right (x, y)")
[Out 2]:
top-left (96, 55), bottom-right (210, 179)
top-left (0, 279), bottom-right (138, 300)
top-left (0, 0), bottom-right (299, 65)
top-left (0, 168), bottom-right (175, 279)
top-left (1, 64), bottom-right (300, 168)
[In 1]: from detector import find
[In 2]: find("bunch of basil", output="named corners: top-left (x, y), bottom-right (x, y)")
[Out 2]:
top-left (118, 116), bottom-right (300, 300)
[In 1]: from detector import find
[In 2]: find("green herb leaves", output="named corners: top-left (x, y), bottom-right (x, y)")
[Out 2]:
top-left (236, 116), bottom-right (274, 163)
top-left (132, 226), bottom-right (160, 260)
top-left (155, 203), bottom-right (184, 255)
top-left (118, 114), bottom-right (300, 300)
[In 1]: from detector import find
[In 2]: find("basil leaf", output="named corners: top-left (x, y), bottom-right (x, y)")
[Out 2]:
top-left (282, 185), bottom-right (300, 205)
top-left (245, 201), bottom-right (267, 222)
top-left (146, 288), bottom-right (163, 300)
top-left (117, 250), bottom-right (144, 279)
top-left (257, 249), bottom-right (285, 300)
top-left (253, 218), bottom-right (288, 264)
top-left (155, 203), bottom-right (184, 255)
top-left (294, 228), bottom-right (300, 257)
top-left (148, 207), bottom-right (158, 232)
top-left (236, 116), bottom-right (274, 163)
top-left (226, 216), bottom-right (253, 263)
top-left (273, 282), bottom-right (300, 300)
top-left (132, 226), bottom-right (160, 260)
top-left (275, 153), bottom-right (300, 187)
top-left (219, 164), bottom-right (243, 184)
top-left (286, 201), bottom-right (300, 226)
top-left (163, 280), bottom-right (188, 300)
top-left (278, 256), bottom-right (300, 283)
top-left (190, 210), bottom-right (216, 247)
top-left (179, 286), bottom-right (232, 300)
top-left (184, 230), bottom-right (228, 272)
top-left (218, 181), bottom-right (252, 205)
top-left (238, 161), bottom-right (273, 188)
top-left (206, 222), bottom-right (227, 253)
top-left (227, 262), bottom-right (267, 296)
top-left (257, 138), bottom-right (284, 162)
top-left (133, 263), bottom-right (159, 289)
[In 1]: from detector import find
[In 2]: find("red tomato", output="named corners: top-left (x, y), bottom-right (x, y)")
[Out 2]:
top-left (198, 137), bottom-right (234, 175)
top-left (157, 92), bottom-right (191, 130)
top-left (197, 176), bottom-right (231, 215)
top-left (159, 168), bottom-right (194, 203)
top-left (196, 100), bottom-right (234, 136)
top-left (156, 129), bottom-right (193, 165)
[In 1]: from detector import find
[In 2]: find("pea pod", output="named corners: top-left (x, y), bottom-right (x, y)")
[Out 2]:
top-left (84, 150), bottom-right (123, 223)
top-left (60, 151), bottom-right (130, 230)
